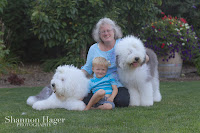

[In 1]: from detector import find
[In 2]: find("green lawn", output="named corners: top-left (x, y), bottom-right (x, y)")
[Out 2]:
top-left (0, 81), bottom-right (200, 133)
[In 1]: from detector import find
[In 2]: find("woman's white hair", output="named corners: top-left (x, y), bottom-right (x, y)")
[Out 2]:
top-left (92, 17), bottom-right (123, 42)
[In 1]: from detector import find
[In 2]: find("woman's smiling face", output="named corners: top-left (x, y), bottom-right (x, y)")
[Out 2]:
top-left (99, 24), bottom-right (115, 43)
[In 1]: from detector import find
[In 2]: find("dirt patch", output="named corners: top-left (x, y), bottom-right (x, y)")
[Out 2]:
top-left (0, 64), bottom-right (54, 88)
top-left (0, 63), bottom-right (199, 88)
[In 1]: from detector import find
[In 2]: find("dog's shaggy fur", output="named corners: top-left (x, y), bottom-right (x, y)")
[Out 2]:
top-left (26, 65), bottom-right (89, 110)
top-left (115, 35), bottom-right (162, 106)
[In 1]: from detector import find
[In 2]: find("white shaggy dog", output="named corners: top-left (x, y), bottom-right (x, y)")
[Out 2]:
top-left (115, 35), bottom-right (162, 106)
top-left (26, 65), bottom-right (89, 110)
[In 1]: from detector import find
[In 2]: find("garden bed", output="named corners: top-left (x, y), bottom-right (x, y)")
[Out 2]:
top-left (0, 63), bottom-right (199, 88)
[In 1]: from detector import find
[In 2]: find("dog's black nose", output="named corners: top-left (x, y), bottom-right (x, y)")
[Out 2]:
top-left (52, 83), bottom-right (55, 87)
top-left (135, 57), bottom-right (139, 61)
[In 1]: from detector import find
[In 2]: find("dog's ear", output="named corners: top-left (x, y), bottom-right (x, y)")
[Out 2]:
top-left (116, 55), bottom-right (124, 68)
top-left (56, 66), bottom-right (65, 74)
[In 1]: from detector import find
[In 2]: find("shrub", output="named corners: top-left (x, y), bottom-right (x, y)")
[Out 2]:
top-left (159, 0), bottom-right (200, 37)
top-left (7, 73), bottom-right (25, 85)
top-left (0, 32), bottom-right (9, 60)
top-left (0, 0), bottom-right (8, 60)
top-left (113, 0), bottom-right (162, 35)
top-left (194, 53), bottom-right (200, 75)
top-left (31, 0), bottom-right (105, 68)
top-left (0, 52), bottom-right (21, 76)
top-left (42, 54), bottom-right (84, 72)
top-left (31, 0), bottom-right (162, 71)
top-left (1, 0), bottom-right (44, 62)
top-left (140, 12), bottom-right (200, 62)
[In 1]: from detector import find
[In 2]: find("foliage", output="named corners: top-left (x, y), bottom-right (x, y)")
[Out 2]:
top-left (42, 55), bottom-right (84, 72)
top-left (1, 0), bottom-right (163, 71)
top-left (0, 31), bottom-right (20, 76)
top-left (1, 81), bottom-right (200, 132)
top-left (0, 53), bottom-right (21, 76)
top-left (0, 36), bottom-right (9, 60)
top-left (31, 0), bottom-right (104, 62)
top-left (0, 0), bottom-right (12, 76)
top-left (194, 54), bottom-right (200, 75)
top-left (31, 0), bottom-right (105, 69)
top-left (112, 0), bottom-right (162, 35)
top-left (0, 44), bottom-right (10, 76)
top-left (1, 0), bottom-right (44, 62)
top-left (140, 12), bottom-right (200, 62)
top-left (30, 0), bottom-right (162, 70)
top-left (0, 0), bottom-right (7, 13)
top-left (0, 0), bottom-right (8, 59)
top-left (159, 0), bottom-right (200, 37)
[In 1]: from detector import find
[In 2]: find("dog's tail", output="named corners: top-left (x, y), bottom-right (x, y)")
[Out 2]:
top-left (26, 96), bottom-right (38, 106)
top-left (146, 48), bottom-right (158, 77)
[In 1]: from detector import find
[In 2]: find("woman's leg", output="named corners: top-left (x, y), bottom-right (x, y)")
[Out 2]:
top-left (114, 87), bottom-right (130, 107)
top-left (82, 92), bottom-right (93, 105)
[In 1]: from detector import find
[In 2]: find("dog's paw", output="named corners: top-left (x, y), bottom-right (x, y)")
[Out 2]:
top-left (129, 100), bottom-right (140, 106)
top-left (153, 90), bottom-right (162, 102)
top-left (74, 102), bottom-right (86, 111)
top-left (140, 100), bottom-right (153, 106)
top-left (67, 100), bottom-right (86, 111)
top-left (153, 93), bottom-right (162, 102)
top-left (77, 103), bottom-right (86, 111)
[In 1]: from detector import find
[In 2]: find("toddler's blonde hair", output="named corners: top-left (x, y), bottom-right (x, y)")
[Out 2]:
top-left (92, 57), bottom-right (111, 68)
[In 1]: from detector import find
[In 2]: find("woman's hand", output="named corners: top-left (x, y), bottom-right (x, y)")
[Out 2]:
top-left (81, 69), bottom-right (93, 78)
top-left (146, 54), bottom-right (149, 63)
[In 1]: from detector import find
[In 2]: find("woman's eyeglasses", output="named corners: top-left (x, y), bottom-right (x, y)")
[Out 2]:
top-left (99, 29), bottom-right (113, 34)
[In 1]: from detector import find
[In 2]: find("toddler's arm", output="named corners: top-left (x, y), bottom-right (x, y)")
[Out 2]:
top-left (107, 85), bottom-right (118, 102)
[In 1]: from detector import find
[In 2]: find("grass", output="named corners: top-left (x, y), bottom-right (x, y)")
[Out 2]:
top-left (0, 81), bottom-right (200, 133)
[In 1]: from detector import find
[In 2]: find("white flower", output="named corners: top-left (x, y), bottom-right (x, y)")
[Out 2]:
top-left (175, 28), bottom-right (180, 32)
top-left (182, 43), bottom-right (185, 46)
top-left (185, 26), bottom-right (190, 29)
top-left (167, 42), bottom-right (172, 45)
top-left (178, 32), bottom-right (182, 35)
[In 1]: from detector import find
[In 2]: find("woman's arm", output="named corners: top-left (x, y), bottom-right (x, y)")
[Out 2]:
top-left (81, 45), bottom-right (96, 76)
top-left (81, 69), bottom-right (89, 77)
top-left (81, 69), bottom-right (93, 78)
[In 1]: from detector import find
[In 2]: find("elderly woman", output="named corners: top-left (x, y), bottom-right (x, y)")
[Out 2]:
top-left (82, 17), bottom-right (130, 107)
